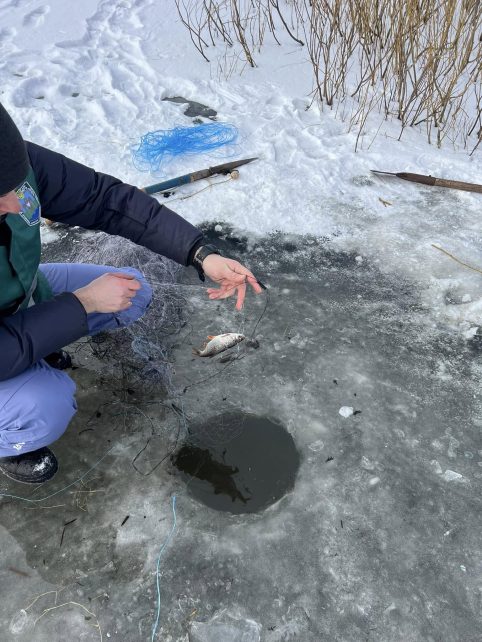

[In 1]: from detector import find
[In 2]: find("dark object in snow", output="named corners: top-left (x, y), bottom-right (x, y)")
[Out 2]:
top-left (78, 428), bottom-right (94, 435)
top-left (121, 515), bottom-right (130, 526)
top-left (371, 169), bottom-right (482, 195)
top-left (60, 518), bottom-right (77, 548)
top-left (326, 456), bottom-right (334, 462)
top-left (8, 567), bottom-right (30, 578)
top-left (162, 96), bottom-right (217, 120)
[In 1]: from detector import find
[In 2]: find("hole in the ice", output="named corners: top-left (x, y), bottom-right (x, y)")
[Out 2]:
top-left (172, 413), bottom-right (300, 514)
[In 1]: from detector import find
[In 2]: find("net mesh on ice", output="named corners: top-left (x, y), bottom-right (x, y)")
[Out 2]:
top-left (42, 225), bottom-right (194, 395)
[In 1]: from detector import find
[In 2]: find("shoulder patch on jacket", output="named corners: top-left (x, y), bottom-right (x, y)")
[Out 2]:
top-left (15, 181), bottom-right (41, 226)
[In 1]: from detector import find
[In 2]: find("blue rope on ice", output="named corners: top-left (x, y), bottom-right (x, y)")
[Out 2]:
top-left (151, 495), bottom-right (177, 642)
top-left (132, 123), bottom-right (238, 172)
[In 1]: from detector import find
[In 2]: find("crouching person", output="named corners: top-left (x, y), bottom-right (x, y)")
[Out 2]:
top-left (0, 102), bottom-right (262, 484)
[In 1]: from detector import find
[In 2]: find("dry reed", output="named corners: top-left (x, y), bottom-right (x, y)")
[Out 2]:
top-left (176, 0), bottom-right (482, 152)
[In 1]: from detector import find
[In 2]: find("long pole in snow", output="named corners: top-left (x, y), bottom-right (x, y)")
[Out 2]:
top-left (371, 170), bottom-right (482, 195)
top-left (142, 157), bottom-right (258, 196)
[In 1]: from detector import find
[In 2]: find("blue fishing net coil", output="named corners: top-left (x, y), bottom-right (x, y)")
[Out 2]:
top-left (132, 122), bottom-right (238, 172)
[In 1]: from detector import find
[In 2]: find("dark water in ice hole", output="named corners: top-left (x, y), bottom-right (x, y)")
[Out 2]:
top-left (172, 413), bottom-right (301, 514)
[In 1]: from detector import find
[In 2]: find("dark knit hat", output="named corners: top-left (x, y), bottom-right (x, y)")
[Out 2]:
top-left (0, 102), bottom-right (29, 196)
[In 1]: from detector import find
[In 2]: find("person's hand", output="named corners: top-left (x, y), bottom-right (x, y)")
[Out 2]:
top-left (74, 273), bottom-right (141, 314)
top-left (202, 254), bottom-right (263, 310)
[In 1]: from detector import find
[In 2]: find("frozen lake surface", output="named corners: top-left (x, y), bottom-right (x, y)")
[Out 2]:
top-left (1, 227), bottom-right (482, 641)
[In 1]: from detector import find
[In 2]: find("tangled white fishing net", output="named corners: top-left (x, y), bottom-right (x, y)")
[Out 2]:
top-left (42, 225), bottom-right (194, 395)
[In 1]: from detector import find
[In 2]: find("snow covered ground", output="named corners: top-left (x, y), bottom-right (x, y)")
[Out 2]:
top-left (1, 1), bottom-right (482, 641)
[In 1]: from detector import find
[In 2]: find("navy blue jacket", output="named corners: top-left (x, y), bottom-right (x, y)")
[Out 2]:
top-left (0, 142), bottom-right (204, 381)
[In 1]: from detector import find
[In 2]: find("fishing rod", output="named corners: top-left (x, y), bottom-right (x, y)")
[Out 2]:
top-left (42, 157), bottom-right (258, 226)
top-left (142, 157), bottom-right (258, 196)
top-left (371, 169), bottom-right (482, 195)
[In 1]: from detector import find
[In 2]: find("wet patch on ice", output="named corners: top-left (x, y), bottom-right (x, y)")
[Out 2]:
top-left (172, 413), bottom-right (300, 514)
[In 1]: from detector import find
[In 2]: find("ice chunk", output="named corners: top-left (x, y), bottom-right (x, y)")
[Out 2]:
top-left (463, 326), bottom-right (478, 338)
top-left (190, 612), bottom-right (261, 642)
top-left (339, 406), bottom-right (354, 418)
top-left (361, 456), bottom-right (375, 471)
top-left (442, 470), bottom-right (464, 482)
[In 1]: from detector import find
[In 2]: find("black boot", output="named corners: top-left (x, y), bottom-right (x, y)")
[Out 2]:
top-left (0, 446), bottom-right (58, 484)
top-left (44, 350), bottom-right (72, 370)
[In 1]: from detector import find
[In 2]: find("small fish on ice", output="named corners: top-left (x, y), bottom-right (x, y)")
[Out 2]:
top-left (193, 333), bottom-right (245, 357)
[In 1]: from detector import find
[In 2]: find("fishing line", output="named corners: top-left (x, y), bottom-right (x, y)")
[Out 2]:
top-left (149, 395), bottom-right (233, 639)
top-left (146, 398), bottom-right (213, 640)
top-left (146, 271), bottom-right (268, 342)
top-left (0, 397), bottom-right (181, 640)
top-left (174, 277), bottom-right (268, 392)
top-left (130, 408), bottom-right (183, 476)
top-left (0, 446), bottom-right (117, 504)
top-left (249, 282), bottom-right (269, 340)
top-left (0, 397), bottom-right (185, 503)
top-left (151, 494), bottom-right (177, 642)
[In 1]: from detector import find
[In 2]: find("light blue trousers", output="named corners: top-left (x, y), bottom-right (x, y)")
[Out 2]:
top-left (0, 263), bottom-right (152, 457)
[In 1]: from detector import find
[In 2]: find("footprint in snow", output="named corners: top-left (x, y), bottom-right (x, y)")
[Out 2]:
top-left (0, 26), bottom-right (17, 43)
top-left (23, 4), bottom-right (50, 27)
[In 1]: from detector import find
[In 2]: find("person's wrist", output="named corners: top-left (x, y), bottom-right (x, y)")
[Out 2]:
top-left (192, 244), bottom-right (222, 268)
top-left (201, 253), bottom-right (221, 270)
top-left (73, 287), bottom-right (96, 314)
top-left (190, 244), bottom-right (222, 282)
